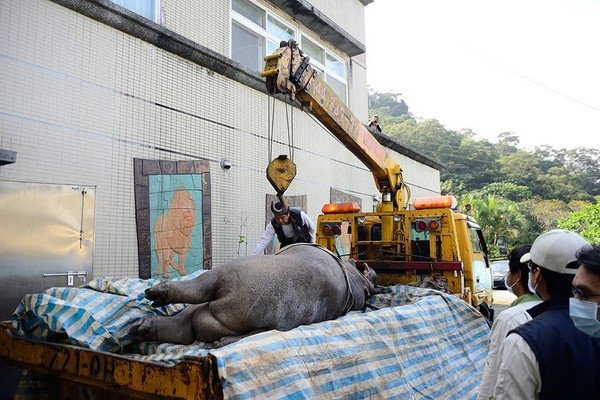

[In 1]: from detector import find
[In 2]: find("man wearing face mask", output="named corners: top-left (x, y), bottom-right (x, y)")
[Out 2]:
top-left (491, 229), bottom-right (599, 400)
top-left (570, 245), bottom-right (600, 337)
top-left (478, 245), bottom-right (542, 400)
top-left (504, 244), bottom-right (541, 307)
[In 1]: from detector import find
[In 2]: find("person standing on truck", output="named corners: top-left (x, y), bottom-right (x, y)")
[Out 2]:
top-left (491, 229), bottom-right (599, 400)
top-left (251, 201), bottom-right (316, 255)
top-left (504, 245), bottom-right (541, 307)
top-left (570, 245), bottom-right (600, 338)
top-left (478, 244), bottom-right (541, 400)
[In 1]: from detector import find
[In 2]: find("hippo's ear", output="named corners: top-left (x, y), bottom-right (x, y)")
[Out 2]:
top-left (361, 263), bottom-right (369, 275)
top-left (362, 263), bottom-right (377, 286)
top-left (351, 259), bottom-right (367, 273)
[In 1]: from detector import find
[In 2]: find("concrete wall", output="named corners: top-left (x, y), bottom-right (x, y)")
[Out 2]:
top-left (0, 0), bottom-right (441, 280)
top-left (309, 0), bottom-right (366, 43)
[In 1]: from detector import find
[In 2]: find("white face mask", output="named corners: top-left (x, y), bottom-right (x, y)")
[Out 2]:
top-left (569, 297), bottom-right (600, 338)
top-left (527, 271), bottom-right (538, 295)
top-left (504, 272), bottom-right (517, 295)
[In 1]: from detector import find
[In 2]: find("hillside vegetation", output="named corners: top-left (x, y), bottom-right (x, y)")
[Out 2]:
top-left (369, 91), bottom-right (600, 255)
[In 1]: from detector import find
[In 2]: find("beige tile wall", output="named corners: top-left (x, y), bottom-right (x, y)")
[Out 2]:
top-left (162, 0), bottom-right (230, 55)
top-left (0, 0), bottom-right (440, 279)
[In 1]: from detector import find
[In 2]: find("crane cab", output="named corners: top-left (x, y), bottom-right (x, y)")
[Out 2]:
top-left (315, 195), bottom-right (494, 318)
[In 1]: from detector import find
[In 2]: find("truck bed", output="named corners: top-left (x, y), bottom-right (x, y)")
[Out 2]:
top-left (0, 324), bottom-right (220, 399)
top-left (1, 273), bottom-right (490, 399)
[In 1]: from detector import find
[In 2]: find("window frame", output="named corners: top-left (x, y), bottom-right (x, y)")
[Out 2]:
top-left (111, 0), bottom-right (162, 23)
top-left (230, 0), bottom-right (348, 104)
top-left (300, 34), bottom-right (348, 104)
top-left (231, 0), bottom-right (296, 72)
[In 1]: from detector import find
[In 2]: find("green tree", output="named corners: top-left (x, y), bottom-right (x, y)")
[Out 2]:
top-left (478, 182), bottom-right (531, 202)
top-left (520, 198), bottom-right (571, 233)
top-left (452, 138), bottom-right (500, 191)
top-left (459, 194), bottom-right (526, 257)
top-left (564, 148), bottom-right (600, 196)
top-left (498, 150), bottom-right (541, 189)
top-left (536, 166), bottom-right (592, 202)
top-left (558, 198), bottom-right (600, 244)
top-left (368, 89), bottom-right (410, 117)
top-left (496, 132), bottom-right (521, 156)
top-left (367, 90), bottom-right (599, 246)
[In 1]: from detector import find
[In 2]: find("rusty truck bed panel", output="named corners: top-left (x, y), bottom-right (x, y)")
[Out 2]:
top-left (0, 322), bottom-right (222, 399)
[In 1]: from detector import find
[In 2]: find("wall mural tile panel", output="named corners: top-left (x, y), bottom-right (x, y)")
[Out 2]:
top-left (134, 158), bottom-right (212, 279)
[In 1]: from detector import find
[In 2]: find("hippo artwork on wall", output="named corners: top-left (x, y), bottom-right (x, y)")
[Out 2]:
top-left (130, 243), bottom-right (377, 347)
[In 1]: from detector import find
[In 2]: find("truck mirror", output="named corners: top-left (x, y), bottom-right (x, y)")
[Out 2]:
top-left (497, 235), bottom-right (508, 256)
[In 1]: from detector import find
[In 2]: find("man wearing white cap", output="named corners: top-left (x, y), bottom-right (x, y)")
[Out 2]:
top-left (491, 229), bottom-right (599, 399)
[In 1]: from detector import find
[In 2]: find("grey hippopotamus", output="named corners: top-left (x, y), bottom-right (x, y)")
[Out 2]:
top-left (129, 243), bottom-right (376, 347)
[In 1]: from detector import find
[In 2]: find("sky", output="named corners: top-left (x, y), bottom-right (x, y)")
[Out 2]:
top-left (364, 0), bottom-right (600, 151)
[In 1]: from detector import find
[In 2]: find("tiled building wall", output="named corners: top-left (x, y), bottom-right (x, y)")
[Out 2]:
top-left (388, 149), bottom-right (442, 201)
top-left (309, 0), bottom-right (366, 43)
top-left (161, 0), bottom-right (230, 55)
top-left (0, 0), bottom-right (440, 280)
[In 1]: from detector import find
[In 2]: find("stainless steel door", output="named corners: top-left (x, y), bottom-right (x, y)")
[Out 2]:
top-left (0, 181), bottom-right (95, 320)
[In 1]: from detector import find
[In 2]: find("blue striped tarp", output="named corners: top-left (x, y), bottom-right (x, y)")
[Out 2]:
top-left (11, 273), bottom-right (489, 399)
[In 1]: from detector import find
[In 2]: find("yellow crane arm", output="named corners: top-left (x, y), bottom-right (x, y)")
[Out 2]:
top-left (262, 40), bottom-right (408, 210)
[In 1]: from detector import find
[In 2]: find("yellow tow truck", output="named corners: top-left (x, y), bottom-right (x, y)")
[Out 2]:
top-left (0, 41), bottom-right (494, 400)
top-left (262, 40), bottom-right (494, 320)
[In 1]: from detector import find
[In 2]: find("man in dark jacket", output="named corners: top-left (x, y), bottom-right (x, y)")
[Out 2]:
top-left (492, 229), bottom-right (599, 400)
top-left (251, 201), bottom-right (315, 255)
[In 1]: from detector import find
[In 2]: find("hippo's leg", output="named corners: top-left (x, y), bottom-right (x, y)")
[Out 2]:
top-left (130, 304), bottom-right (199, 344)
top-left (130, 303), bottom-right (243, 345)
top-left (189, 303), bottom-right (243, 343)
top-left (145, 269), bottom-right (223, 307)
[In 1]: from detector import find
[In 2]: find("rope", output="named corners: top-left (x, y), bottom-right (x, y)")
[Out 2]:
top-left (267, 95), bottom-right (276, 163)
top-left (267, 95), bottom-right (295, 162)
top-left (275, 243), bottom-right (356, 315)
top-left (289, 104), bottom-right (294, 160)
top-left (284, 102), bottom-right (294, 161)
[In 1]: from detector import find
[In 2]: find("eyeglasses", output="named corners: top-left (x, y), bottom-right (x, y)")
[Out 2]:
top-left (571, 286), bottom-right (600, 299)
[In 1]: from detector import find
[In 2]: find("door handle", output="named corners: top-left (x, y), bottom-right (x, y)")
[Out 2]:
top-left (43, 271), bottom-right (88, 286)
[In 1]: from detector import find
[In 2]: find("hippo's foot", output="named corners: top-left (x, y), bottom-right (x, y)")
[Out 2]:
top-left (145, 283), bottom-right (171, 307)
top-left (129, 316), bottom-right (195, 344)
top-left (129, 318), bottom-right (159, 341)
top-left (211, 335), bottom-right (243, 349)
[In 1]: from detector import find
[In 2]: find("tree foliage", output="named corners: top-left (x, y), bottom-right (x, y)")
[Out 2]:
top-left (460, 194), bottom-right (527, 258)
top-left (558, 198), bottom-right (600, 244)
top-left (368, 89), bottom-right (410, 117)
top-left (369, 91), bottom-right (600, 246)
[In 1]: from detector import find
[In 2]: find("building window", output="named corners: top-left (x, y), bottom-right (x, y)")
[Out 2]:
top-left (231, 0), bottom-right (348, 104)
top-left (231, 0), bottom-right (295, 73)
top-left (112, 0), bottom-right (161, 23)
top-left (301, 35), bottom-right (348, 104)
